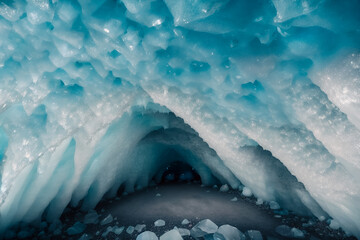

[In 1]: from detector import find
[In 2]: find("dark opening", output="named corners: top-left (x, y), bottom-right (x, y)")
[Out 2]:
top-left (161, 161), bottom-right (201, 183)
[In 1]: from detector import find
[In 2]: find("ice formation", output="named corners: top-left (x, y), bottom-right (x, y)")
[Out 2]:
top-left (0, 0), bottom-right (359, 238)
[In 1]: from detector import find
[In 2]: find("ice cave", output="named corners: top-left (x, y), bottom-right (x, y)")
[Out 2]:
top-left (0, 0), bottom-right (359, 239)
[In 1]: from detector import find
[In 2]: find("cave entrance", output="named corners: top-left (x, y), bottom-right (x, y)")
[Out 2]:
top-left (161, 160), bottom-right (201, 184)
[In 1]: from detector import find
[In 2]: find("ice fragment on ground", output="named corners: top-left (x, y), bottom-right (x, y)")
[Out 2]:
top-left (246, 230), bottom-right (263, 240)
top-left (126, 226), bottom-right (135, 234)
top-left (269, 201), bottom-right (280, 210)
top-left (84, 210), bottom-right (99, 224)
top-left (102, 226), bottom-right (113, 237)
top-left (220, 184), bottom-right (229, 192)
top-left (66, 222), bottom-right (86, 236)
top-left (213, 224), bottom-right (246, 240)
top-left (242, 187), bottom-right (252, 197)
top-left (181, 219), bottom-right (190, 225)
top-left (78, 233), bottom-right (91, 240)
top-left (256, 199), bottom-right (264, 205)
top-left (17, 230), bottom-right (32, 239)
top-left (113, 226), bottom-right (125, 235)
top-left (135, 224), bottom-right (146, 232)
top-left (137, 231), bottom-right (158, 240)
top-left (291, 228), bottom-right (305, 238)
top-left (275, 225), bottom-right (304, 238)
top-left (154, 219), bottom-right (166, 227)
top-left (156, 193), bottom-right (161, 197)
top-left (160, 229), bottom-right (183, 240)
top-left (191, 219), bottom-right (218, 238)
top-left (230, 197), bottom-right (238, 202)
top-left (330, 219), bottom-right (340, 230)
top-left (100, 214), bottom-right (113, 225)
top-left (175, 227), bottom-right (191, 237)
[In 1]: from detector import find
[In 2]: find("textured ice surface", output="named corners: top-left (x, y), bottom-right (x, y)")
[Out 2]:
top-left (137, 231), bottom-right (158, 240)
top-left (213, 224), bottom-right (246, 240)
top-left (0, 0), bottom-right (360, 237)
top-left (190, 219), bottom-right (218, 238)
top-left (160, 229), bottom-right (183, 240)
top-left (154, 219), bottom-right (166, 227)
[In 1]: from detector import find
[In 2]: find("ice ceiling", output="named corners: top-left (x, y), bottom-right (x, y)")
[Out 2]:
top-left (0, 0), bottom-right (359, 237)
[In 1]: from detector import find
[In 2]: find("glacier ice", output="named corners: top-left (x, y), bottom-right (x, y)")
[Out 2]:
top-left (0, 0), bottom-right (359, 238)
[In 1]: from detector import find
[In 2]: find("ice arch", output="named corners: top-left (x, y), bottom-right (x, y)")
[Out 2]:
top-left (0, 0), bottom-right (360, 238)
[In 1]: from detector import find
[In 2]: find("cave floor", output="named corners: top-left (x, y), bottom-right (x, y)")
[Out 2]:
top-left (100, 183), bottom-right (281, 239)
top-left (26, 182), bottom-right (355, 240)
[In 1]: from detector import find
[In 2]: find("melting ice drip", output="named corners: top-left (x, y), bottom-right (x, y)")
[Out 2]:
top-left (0, 0), bottom-right (360, 237)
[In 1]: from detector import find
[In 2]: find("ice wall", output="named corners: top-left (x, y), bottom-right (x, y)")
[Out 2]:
top-left (0, 0), bottom-right (360, 237)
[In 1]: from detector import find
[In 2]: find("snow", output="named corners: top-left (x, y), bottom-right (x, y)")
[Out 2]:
top-left (0, 0), bottom-right (359, 238)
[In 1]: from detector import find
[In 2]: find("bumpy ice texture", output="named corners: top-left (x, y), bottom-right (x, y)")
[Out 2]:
top-left (0, 0), bottom-right (359, 237)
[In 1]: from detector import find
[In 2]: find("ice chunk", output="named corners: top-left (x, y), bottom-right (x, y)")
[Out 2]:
top-left (246, 230), bottom-right (263, 240)
top-left (291, 228), bottom-right (305, 238)
top-left (126, 226), bottom-right (135, 234)
top-left (214, 224), bottom-right (246, 240)
top-left (66, 222), bottom-right (86, 236)
top-left (276, 225), bottom-right (304, 238)
top-left (181, 219), bottom-right (190, 225)
top-left (102, 226), bottom-right (115, 237)
top-left (242, 187), bottom-right (252, 197)
top-left (160, 229), bottom-right (183, 240)
top-left (220, 184), bottom-right (229, 192)
top-left (137, 231), bottom-right (158, 240)
top-left (113, 226), bottom-right (124, 235)
top-left (154, 219), bottom-right (166, 227)
top-left (230, 197), bottom-right (238, 202)
top-left (135, 224), bottom-right (146, 232)
top-left (191, 219), bottom-right (218, 238)
top-left (329, 220), bottom-right (340, 230)
top-left (78, 233), bottom-right (91, 240)
top-left (100, 214), bottom-right (113, 225)
top-left (269, 201), bottom-right (280, 210)
top-left (84, 210), bottom-right (99, 224)
top-left (175, 227), bottom-right (191, 237)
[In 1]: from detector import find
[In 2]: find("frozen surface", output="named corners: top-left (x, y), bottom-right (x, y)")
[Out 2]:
top-left (0, 0), bottom-right (359, 238)
top-left (214, 224), bottom-right (246, 240)
top-left (190, 219), bottom-right (218, 238)
top-left (160, 229), bottom-right (183, 240)
top-left (137, 231), bottom-right (158, 240)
